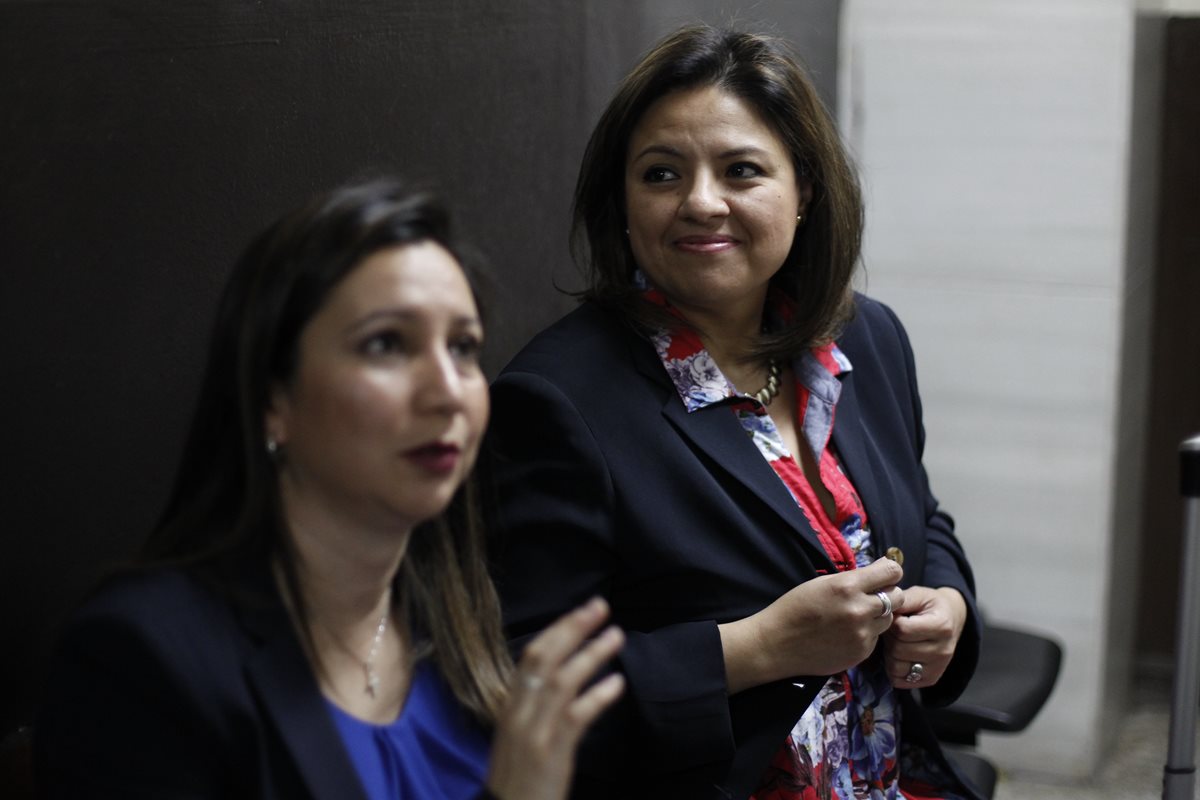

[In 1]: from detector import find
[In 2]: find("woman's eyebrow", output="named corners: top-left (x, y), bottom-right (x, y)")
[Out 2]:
top-left (718, 145), bottom-right (771, 160)
top-left (342, 308), bottom-right (419, 335)
top-left (630, 143), bottom-right (683, 161)
top-left (630, 143), bottom-right (773, 161)
top-left (342, 308), bottom-right (482, 336)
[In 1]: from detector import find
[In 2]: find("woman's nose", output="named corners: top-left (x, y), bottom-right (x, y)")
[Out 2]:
top-left (419, 349), bottom-right (466, 412)
top-left (679, 173), bottom-right (729, 221)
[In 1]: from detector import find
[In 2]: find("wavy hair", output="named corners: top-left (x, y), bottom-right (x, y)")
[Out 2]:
top-left (574, 24), bottom-right (864, 360)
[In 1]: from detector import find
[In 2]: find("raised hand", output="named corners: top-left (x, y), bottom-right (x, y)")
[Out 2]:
top-left (486, 597), bottom-right (625, 800)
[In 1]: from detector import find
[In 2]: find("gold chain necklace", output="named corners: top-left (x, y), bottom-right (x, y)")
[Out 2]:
top-left (752, 359), bottom-right (782, 406)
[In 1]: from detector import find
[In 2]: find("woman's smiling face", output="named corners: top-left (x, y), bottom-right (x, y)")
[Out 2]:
top-left (266, 241), bottom-right (489, 533)
top-left (624, 85), bottom-right (808, 326)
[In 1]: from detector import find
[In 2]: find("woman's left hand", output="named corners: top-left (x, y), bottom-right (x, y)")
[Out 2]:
top-left (486, 597), bottom-right (625, 800)
top-left (882, 586), bottom-right (967, 689)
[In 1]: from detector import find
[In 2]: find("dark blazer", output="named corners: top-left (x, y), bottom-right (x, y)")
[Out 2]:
top-left (35, 564), bottom-right (370, 800)
top-left (484, 295), bottom-right (982, 800)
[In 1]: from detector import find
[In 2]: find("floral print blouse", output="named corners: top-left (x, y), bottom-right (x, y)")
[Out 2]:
top-left (645, 287), bottom-right (965, 800)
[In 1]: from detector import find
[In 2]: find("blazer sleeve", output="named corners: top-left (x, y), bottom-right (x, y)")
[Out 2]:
top-left (35, 580), bottom-right (235, 798)
top-left (879, 301), bottom-right (982, 707)
top-left (485, 370), bottom-right (737, 779)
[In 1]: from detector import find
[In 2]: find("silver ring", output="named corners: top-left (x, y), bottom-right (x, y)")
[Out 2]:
top-left (875, 590), bottom-right (893, 618)
top-left (520, 673), bottom-right (544, 692)
top-left (905, 662), bottom-right (925, 684)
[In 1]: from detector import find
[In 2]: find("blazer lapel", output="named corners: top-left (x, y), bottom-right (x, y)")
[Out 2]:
top-left (632, 338), bottom-right (835, 570)
top-left (236, 573), bottom-right (368, 800)
top-left (830, 369), bottom-right (896, 555)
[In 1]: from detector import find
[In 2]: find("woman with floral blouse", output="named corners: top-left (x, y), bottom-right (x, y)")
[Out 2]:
top-left (484, 24), bottom-right (983, 800)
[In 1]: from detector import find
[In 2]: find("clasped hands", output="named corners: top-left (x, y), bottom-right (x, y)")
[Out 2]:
top-left (720, 558), bottom-right (968, 694)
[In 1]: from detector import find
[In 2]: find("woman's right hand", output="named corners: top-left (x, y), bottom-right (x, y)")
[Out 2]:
top-left (485, 597), bottom-right (625, 800)
top-left (719, 558), bottom-right (904, 694)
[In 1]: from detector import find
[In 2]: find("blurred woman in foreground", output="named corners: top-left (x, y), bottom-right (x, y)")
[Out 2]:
top-left (36, 178), bottom-right (623, 800)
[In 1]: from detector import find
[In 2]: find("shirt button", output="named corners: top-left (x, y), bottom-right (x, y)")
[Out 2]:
top-left (885, 547), bottom-right (904, 566)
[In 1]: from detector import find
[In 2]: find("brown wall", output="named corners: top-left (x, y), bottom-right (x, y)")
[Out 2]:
top-left (1135, 17), bottom-right (1200, 664)
top-left (0, 0), bottom-right (840, 735)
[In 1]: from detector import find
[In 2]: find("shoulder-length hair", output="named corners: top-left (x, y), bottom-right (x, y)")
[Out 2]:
top-left (142, 177), bottom-right (511, 723)
top-left (574, 24), bottom-right (864, 360)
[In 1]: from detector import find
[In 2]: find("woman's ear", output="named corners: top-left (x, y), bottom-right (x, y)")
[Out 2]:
top-left (797, 176), bottom-right (814, 216)
top-left (264, 384), bottom-right (291, 450)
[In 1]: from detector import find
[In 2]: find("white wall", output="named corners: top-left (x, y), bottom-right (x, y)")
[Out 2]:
top-left (1139, 0), bottom-right (1200, 12)
top-left (839, 0), bottom-right (1155, 780)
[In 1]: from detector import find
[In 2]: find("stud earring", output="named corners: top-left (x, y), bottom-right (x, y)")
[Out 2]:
top-left (266, 436), bottom-right (278, 456)
top-left (796, 213), bottom-right (804, 225)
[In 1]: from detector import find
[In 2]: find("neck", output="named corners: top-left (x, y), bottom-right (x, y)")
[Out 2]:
top-left (274, 484), bottom-right (413, 717)
top-left (675, 312), bottom-right (769, 395)
top-left (277, 479), bottom-right (409, 631)
top-left (670, 295), bottom-right (767, 370)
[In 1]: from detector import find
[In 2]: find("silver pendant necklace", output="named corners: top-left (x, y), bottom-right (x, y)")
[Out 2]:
top-left (318, 587), bottom-right (392, 699)
top-left (363, 589), bottom-right (391, 698)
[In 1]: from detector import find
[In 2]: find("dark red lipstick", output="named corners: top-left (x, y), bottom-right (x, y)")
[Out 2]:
top-left (405, 442), bottom-right (461, 474)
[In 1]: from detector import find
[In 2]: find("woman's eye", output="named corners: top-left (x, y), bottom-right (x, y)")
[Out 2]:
top-left (360, 330), bottom-right (405, 357)
top-left (449, 334), bottom-right (483, 364)
top-left (642, 166), bottom-right (679, 183)
top-left (727, 162), bottom-right (763, 179)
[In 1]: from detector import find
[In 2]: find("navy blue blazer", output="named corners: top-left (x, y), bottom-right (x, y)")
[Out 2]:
top-left (35, 564), bottom-right (370, 799)
top-left (484, 296), bottom-right (982, 799)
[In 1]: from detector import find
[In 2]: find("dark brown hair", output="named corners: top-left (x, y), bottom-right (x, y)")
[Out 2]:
top-left (142, 177), bottom-right (511, 723)
top-left (574, 24), bottom-right (864, 361)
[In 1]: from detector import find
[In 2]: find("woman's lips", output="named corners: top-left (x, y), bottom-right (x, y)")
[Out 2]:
top-left (404, 442), bottom-right (461, 474)
top-left (673, 235), bottom-right (738, 254)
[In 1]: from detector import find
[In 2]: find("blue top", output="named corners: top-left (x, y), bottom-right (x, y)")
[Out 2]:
top-left (327, 660), bottom-right (491, 800)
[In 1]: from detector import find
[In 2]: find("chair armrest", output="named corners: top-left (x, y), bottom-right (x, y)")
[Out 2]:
top-left (927, 623), bottom-right (1063, 742)
top-left (942, 746), bottom-right (998, 799)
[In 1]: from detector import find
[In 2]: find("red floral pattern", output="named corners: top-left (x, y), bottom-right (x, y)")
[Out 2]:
top-left (644, 284), bottom-right (965, 800)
